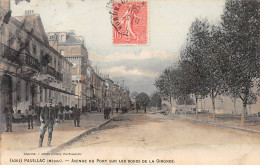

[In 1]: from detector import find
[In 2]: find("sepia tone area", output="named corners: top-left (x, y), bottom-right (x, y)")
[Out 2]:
top-left (0, 0), bottom-right (260, 165)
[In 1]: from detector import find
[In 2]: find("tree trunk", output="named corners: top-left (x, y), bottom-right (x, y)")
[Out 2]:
top-left (203, 99), bottom-right (205, 111)
top-left (169, 96), bottom-right (173, 114)
top-left (241, 103), bottom-right (246, 127)
top-left (195, 95), bottom-right (198, 119)
top-left (184, 98), bottom-right (187, 116)
top-left (233, 98), bottom-right (236, 116)
top-left (212, 97), bottom-right (216, 122)
top-left (200, 98), bottom-right (203, 112)
top-left (169, 95), bottom-right (172, 107)
top-left (175, 100), bottom-right (178, 115)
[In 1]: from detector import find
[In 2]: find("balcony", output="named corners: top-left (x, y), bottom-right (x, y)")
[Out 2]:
top-left (47, 65), bottom-right (56, 77)
top-left (20, 53), bottom-right (41, 71)
top-left (47, 65), bottom-right (63, 81)
top-left (56, 72), bottom-right (63, 81)
top-left (0, 43), bottom-right (20, 64)
top-left (0, 43), bottom-right (40, 71)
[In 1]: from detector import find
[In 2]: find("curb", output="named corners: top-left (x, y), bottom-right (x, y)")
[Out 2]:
top-left (48, 114), bottom-right (121, 153)
top-left (173, 115), bottom-right (260, 134)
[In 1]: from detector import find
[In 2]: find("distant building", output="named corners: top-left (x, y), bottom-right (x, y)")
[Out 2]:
top-left (47, 31), bottom-right (89, 109)
top-left (113, 83), bottom-right (120, 108)
top-left (88, 64), bottom-right (104, 111)
top-left (104, 77), bottom-right (114, 108)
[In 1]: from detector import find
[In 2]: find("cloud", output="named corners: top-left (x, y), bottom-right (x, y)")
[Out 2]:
top-left (89, 50), bottom-right (178, 62)
top-left (100, 66), bottom-right (159, 79)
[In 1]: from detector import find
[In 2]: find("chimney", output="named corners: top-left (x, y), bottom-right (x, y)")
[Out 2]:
top-left (1, 0), bottom-right (10, 11)
top-left (25, 9), bottom-right (34, 16)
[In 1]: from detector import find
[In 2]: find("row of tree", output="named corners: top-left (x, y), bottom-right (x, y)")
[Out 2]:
top-left (155, 0), bottom-right (259, 126)
top-left (130, 92), bottom-right (162, 111)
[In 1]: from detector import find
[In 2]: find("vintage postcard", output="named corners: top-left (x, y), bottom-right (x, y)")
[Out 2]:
top-left (0, 0), bottom-right (259, 166)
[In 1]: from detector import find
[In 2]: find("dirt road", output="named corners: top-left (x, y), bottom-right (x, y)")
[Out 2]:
top-left (58, 112), bottom-right (260, 165)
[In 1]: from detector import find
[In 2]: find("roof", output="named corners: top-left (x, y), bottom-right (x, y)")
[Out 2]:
top-left (48, 32), bottom-right (85, 46)
top-left (14, 14), bottom-right (49, 44)
top-left (105, 78), bottom-right (114, 83)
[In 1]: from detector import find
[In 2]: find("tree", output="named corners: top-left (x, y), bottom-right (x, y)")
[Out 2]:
top-left (130, 91), bottom-right (139, 99)
top-left (150, 92), bottom-right (162, 109)
top-left (176, 95), bottom-right (194, 105)
top-left (221, 0), bottom-right (260, 126)
top-left (155, 66), bottom-right (185, 114)
top-left (136, 92), bottom-right (150, 112)
top-left (179, 19), bottom-right (214, 119)
top-left (225, 88), bottom-right (240, 115)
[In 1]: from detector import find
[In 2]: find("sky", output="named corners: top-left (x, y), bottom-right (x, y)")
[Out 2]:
top-left (11, 0), bottom-right (226, 95)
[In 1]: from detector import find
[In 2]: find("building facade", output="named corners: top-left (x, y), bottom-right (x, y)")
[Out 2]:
top-left (104, 77), bottom-right (114, 108)
top-left (0, 2), bottom-right (75, 119)
top-left (47, 31), bottom-right (88, 109)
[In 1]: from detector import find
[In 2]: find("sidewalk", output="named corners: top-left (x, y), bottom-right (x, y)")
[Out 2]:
top-left (0, 112), bottom-right (119, 152)
top-left (171, 114), bottom-right (260, 134)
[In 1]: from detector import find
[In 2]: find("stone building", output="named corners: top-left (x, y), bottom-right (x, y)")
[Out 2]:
top-left (0, 1), bottom-right (75, 118)
top-left (47, 31), bottom-right (88, 109)
top-left (104, 77), bottom-right (114, 108)
top-left (89, 65), bottom-right (104, 111)
top-left (113, 83), bottom-right (120, 108)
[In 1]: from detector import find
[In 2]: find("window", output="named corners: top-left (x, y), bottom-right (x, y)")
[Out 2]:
top-left (61, 35), bottom-right (65, 42)
top-left (45, 88), bottom-right (47, 102)
top-left (8, 32), bottom-right (13, 47)
top-left (54, 58), bottom-right (56, 69)
top-left (25, 82), bottom-right (29, 101)
top-left (40, 87), bottom-right (43, 101)
top-left (33, 44), bottom-right (37, 55)
top-left (1, 28), bottom-right (5, 44)
top-left (16, 79), bottom-right (21, 101)
top-left (41, 50), bottom-right (44, 56)
top-left (49, 90), bottom-right (52, 101)
top-left (60, 50), bottom-right (64, 55)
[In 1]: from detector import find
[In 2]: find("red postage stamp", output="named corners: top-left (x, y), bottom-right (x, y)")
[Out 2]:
top-left (112, 0), bottom-right (148, 45)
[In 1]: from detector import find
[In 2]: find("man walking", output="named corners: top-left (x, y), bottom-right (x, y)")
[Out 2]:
top-left (4, 103), bottom-right (14, 132)
top-left (36, 106), bottom-right (42, 126)
top-left (39, 103), bottom-right (56, 147)
top-left (26, 105), bottom-right (35, 129)
top-left (73, 104), bottom-right (81, 127)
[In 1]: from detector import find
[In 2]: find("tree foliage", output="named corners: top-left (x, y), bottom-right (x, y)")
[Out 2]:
top-left (154, 0), bottom-right (259, 126)
top-left (149, 92), bottom-right (162, 108)
top-left (136, 92), bottom-right (150, 109)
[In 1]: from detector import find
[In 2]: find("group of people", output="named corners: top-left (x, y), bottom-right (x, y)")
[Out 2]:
top-left (103, 107), bottom-right (128, 119)
top-left (38, 103), bottom-right (81, 147)
top-left (4, 103), bottom-right (131, 147)
top-left (3, 103), bottom-right (81, 148)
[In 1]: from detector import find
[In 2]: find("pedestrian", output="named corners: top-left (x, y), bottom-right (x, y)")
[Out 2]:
top-left (4, 103), bottom-right (14, 132)
top-left (144, 107), bottom-right (147, 114)
top-left (39, 103), bottom-right (56, 147)
top-left (104, 107), bottom-right (108, 119)
top-left (104, 106), bottom-right (111, 120)
top-left (55, 105), bottom-right (60, 123)
top-left (73, 104), bottom-right (81, 127)
top-left (116, 107), bottom-right (119, 113)
top-left (62, 106), bottom-right (66, 122)
top-left (26, 105), bottom-right (35, 129)
top-left (68, 107), bottom-right (72, 120)
top-left (36, 106), bottom-right (42, 126)
top-left (136, 104), bottom-right (139, 113)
